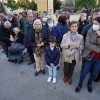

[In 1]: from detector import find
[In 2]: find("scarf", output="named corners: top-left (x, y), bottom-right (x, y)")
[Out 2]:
top-left (34, 29), bottom-right (44, 57)
top-left (69, 31), bottom-right (78, 56)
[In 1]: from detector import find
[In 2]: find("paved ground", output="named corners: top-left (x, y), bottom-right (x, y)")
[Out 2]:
top-left (0, 47), bottom-right (100, 100)
top-left (0, 14), bottom-right (100, 100)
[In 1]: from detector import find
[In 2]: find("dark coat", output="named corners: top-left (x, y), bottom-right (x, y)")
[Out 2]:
top-left (78, 19), bottom-right (88, 34)
top-left (29, 29), bottom-right (47, 52)
top-left (46, 26), bottom-right (62, 43)
top-left (0, 24), bottom-right (12, 45)
top-left (12, 32), bottom-right (24, 43)
top-left (45, 46), bottom-right (60, 66)
top-left (24, 21), bottom-right (34, 46)
top-left (9, 17), bottom-right (18, 28)
top-left (57, 23), bottom-right (69, 36)
top-left (81, 23), bottom-right (92, 41)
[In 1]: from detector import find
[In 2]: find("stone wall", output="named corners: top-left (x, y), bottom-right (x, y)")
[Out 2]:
top-left (64, 0), bottom-right (75, 7)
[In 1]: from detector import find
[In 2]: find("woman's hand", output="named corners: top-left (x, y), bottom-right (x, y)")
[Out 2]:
top-left (68, 42), bottom-right (79, 48)
top-left (10, 35), bottom-right (14, 42)
top-left (41, 42), bottom-right (44, 46)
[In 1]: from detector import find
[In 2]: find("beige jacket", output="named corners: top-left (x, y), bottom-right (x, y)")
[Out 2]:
top-left (60, 32), bottom-right (84, 63)
top-left (82, 29), bottom-right (100, 58)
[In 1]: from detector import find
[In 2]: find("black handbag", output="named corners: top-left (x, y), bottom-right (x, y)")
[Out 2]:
top-left (85, 53), bottom-right (94, 62)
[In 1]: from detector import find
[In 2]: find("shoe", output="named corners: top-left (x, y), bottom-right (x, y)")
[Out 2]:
top-left (64, 76), bottom-right (67, 83)
top-left (41, 70), bottom-right (45, 75)
top-left (56, 66), bottom-right (59, 71)
top-left (35, 71), bottom-right (39, 76)
top-left (53, 77), bottom-right (56, 84)
top-left (68, 78), bottom-right (72, 85)
top-left (94, 77), bottom-right (100, 82)
top-left (47, 77), bottom-right (52, 83)
top-left (75, 84), bottom-right (82, 93)
top-left (87, 82), bottom-right (92, 93)
top-left (27, 61), bottom-right (33, 65)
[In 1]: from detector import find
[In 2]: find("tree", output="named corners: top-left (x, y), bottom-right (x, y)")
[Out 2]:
top-left (28, 0), bottom-right (37, 10)
top-left (75, 0), bottom-right (97, 8)
top-left (17, 0), bottom-right (37, 11)
top-left (54, 0), bottom-right (62, 12)
top-left (17, 0), bottom-right (30, 11)
top-left (4, 0), bottom-right (19, 11)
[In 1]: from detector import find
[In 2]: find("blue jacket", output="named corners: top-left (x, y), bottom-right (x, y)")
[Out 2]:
top-left (46, 26), bottom-right (62, 43)
top-left (45, 46), bottom-right (60, 66)
top-left (57, 23), bottom-right (69, 36)
top-left (81, 23), bottom-right (92, 41)
top-left (24, 21), bottom-right (34, 46)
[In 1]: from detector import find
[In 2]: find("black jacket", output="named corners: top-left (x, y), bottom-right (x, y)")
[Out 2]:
top-left (12, 32), bottom-right (24, 43)
top-left (29, 29), bottom-right (47, 52)
top-left (0, 24), bottom-right (13, 45)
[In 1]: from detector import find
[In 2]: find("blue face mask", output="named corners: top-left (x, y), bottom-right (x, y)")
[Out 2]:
top-left (83, 17), bottom-right (87, 21)
top-left (48, 23), bottom-right (53, 28)
top-left (42, 18), bottom-right (47, 22)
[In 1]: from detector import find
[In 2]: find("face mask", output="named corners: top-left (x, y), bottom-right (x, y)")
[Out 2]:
top-left (42, 18), bottom-right (47, 22)
top-left (92, 24), bottom-right (100, 31)
top-left (83, 17), bottom-right (87, 21)
top-left (35, 26), bottom-right (41, 30)
top-left (48, 23), bottom-right (53, 28)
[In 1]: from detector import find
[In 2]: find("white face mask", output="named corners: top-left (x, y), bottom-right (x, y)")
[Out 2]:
top-left (92, 24), bottom-right (100, 31)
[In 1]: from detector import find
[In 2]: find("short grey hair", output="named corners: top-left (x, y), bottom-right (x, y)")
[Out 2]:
top-left (47, 18), bottom-right (53, 23)
top-left (4, 21), bottom-right (11, 28)
top-left (13, 27), bottom-right (20, 32)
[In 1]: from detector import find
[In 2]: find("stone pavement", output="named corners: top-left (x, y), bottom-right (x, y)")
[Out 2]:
top-left (0, 48), bottom-right (100, 100)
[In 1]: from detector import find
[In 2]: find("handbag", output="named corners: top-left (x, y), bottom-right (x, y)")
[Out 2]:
top-left (9, 42), bottom-right (25, 53)
top-left (85, 53), bottom-right (94, 62)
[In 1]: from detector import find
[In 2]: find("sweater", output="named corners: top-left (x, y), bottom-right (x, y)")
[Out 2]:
top-left (45, 46), bottom-right (60, 66)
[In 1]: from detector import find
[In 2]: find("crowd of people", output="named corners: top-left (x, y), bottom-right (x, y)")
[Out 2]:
top-left (0, 7), bottom-right (100, 93)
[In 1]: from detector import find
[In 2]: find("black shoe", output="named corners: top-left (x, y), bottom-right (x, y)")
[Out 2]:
top-left (87, 82), bottom-right (92, 93)
top-left (41, 70), bottom-right (45, 75)
top-left (35, 71), bottom-right (39, 76)
top-left (94, 78), bottom-right (100, 82)
top-left (56, 66), bottom-right (59, 71)
top-left (75, 84), bottom-right (82, 93)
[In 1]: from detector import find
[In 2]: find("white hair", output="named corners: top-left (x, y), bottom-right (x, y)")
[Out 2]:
top-left (13, 27), bottom-right (20, 32)
top-left (4, 21), bottom-right (11, 28)
top-left (33, 19), bottom-right (42, 29)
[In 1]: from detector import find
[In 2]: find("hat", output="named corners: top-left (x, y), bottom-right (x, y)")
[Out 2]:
top-left (94, 17), bottom-right (100, 23)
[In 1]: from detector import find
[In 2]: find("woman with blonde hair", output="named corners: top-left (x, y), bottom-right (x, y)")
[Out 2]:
top-left (78, 13), bottom-right (88, 34)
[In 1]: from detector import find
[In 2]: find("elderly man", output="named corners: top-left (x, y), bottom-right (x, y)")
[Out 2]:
top-left (24, 13), bottom-right (35, 65)
top-left (0, 21), bottom-right (12, 57)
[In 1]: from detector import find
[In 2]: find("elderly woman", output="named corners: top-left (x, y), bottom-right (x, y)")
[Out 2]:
top-left (46, 18), bottom-right (62, 45)
top-left (10, 27), bottom-right (24, 43)
top-left (8, 27), bottom-right (24, 63)
top-left (60, 21), bottom-right (84, 85)
top-left (29, 19), bottom-right (47, 76)
top-left (75, 17), bottom-right (100, 93)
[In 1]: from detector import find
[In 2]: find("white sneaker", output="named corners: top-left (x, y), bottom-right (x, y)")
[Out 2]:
top-left (47, 77), bottom-right (52, 83)
top-left (53, 77), bottom-right (56, 84)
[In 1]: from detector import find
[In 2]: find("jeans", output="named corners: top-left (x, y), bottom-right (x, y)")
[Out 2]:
top-left (79, 60), bottom-right (100, 84)
top-left (27, 46), bottom-right (35, 62)
top-left (48, 66), bottom-right (57, 77)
